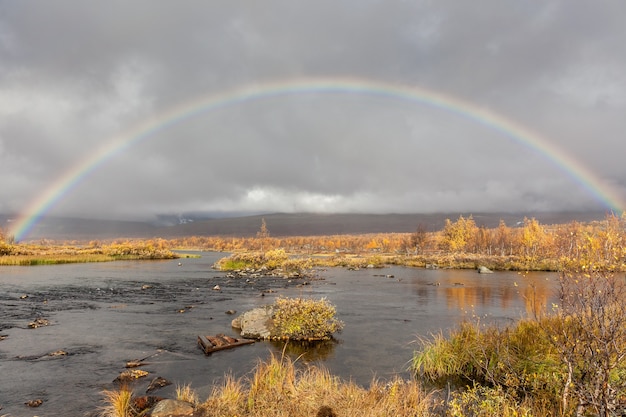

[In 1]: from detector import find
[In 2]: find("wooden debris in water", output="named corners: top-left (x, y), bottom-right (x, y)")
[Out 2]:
top-left (197, 333), bottom-right (254, 355)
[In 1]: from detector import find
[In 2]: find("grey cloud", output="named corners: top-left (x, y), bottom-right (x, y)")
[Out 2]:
top-left (1, 0), bottom-right (625, 225)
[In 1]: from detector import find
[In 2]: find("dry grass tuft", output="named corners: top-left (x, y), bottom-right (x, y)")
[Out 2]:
top-left (99, 384), bottom-right (135, 417)
top-left (175, 383), bottom-right (199, 406)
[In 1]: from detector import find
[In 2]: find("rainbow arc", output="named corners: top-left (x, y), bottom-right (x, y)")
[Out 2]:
top-left (9, 76), bottom-right (624, 241)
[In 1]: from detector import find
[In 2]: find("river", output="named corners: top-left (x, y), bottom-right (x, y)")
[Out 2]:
top-left (0, 252), bottom-right (557, 416)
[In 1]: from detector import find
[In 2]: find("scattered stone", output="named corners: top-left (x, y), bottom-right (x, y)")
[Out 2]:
top-left (0, 334), bottom-right (7, 341)
top-left (125, 360), bottom-right (146, 368)
top-left (225, 309), bottom-right (236, 315)
top-left (146, 376), bottom-right (172, 393)
top-left (20, 294), bottom-right (29, 299)
top-left (28, 317), bottom-right (49, 328)
top-left (148, 399), bottom-right (194, 417)
top-left (133, 396), bottom-right (163, 414)
top-left (48, 350), bottom-right (68, 357)
top-left (478, 266), bottom-right (494, 274)
top-left (115, 369), bottom-right (149, 383)
top-left (141, 284), bottom-right (153, 290)
top-left (25, 399), bottom-right (43, 407)
top-left (212, 284), bottom-right (221, 291)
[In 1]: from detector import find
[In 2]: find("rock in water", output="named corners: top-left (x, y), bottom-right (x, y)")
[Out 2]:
top-left (477, 266), bottom-right (494, 274)
top-left (25, 399), bottom-right (43, 407)
top-left (231, 306), bottom-right (276, 339)
top-left (146, 376), bottom-right (172, 393)
top-left (114, 369), bottom-right (149, 383)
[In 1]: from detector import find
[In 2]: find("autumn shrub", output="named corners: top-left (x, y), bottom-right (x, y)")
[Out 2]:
top-left (412, 319), bottom-right (563, 414)
top-left (215, 252), bottom-right (264, 270)
top-left (281, 257), bottom-right (312, 273)
top-left (263, 249), bottom-right (289, 269)
top-left (0, 240), bottom-right (14, 255)
top-left (216, 250), bottom-right (312, 275)
top-left (101, 242), bottom-right (176, 259)
top-left (272, 297), bottom-right (343, 341)
top-left (448, 384), bottom-right (534, 417)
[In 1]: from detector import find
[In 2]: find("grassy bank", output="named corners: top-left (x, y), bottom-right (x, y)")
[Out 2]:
top-left (102, 354), bottom-right (437, 417)
top-left (0, 241), bottom-right (178, 265)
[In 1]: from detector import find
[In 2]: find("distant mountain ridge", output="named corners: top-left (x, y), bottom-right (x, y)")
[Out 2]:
top-left (1, 211), bottom-right (610, 242)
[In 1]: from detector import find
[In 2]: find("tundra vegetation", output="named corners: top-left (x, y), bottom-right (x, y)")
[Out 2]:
top-left (0, 237), bottom-right (177, 265)
top-left (3, 214), bottom-right (626, 415)
top-left (272, 296), bottom-right (344, 341)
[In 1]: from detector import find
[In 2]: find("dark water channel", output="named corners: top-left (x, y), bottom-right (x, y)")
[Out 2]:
top-left (0, 253), bottom-right (557, 416)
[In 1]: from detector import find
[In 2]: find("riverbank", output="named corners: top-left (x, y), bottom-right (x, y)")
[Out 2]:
top-left (0, 241), bottom-right (178, 265)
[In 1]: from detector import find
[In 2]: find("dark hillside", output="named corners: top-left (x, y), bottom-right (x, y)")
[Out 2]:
top-left (2, 211), bottom-right (608, 241)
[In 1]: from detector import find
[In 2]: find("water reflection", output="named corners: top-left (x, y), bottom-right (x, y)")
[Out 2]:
top-left (405, 269), bottom-right (555, 319)
top-left (269, 339), bottom-right (338, 362)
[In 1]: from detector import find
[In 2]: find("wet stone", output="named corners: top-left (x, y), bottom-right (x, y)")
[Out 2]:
top-left (28, 317), bottom-right (49, 328)
top-left (115, 369), bottom-right (149, 383)
top-left (146, 376), bottom-right (172, 393)
top-left (25, 399), bottom-right (43, 407)
top-left (148, 399), bottom-right (194, 417)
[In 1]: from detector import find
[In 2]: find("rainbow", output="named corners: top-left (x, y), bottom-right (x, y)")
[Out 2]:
top-left (9, 76), bottom-right (624, 241)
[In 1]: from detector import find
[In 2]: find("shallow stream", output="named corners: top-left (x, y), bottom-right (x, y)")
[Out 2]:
top-left (0, 253), bottom-right (557, 416)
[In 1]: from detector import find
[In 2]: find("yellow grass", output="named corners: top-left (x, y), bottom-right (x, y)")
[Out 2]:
top-left (193, 353), bottom-right (436, 417)
top-left (99, 384), bottom-right (135, 417)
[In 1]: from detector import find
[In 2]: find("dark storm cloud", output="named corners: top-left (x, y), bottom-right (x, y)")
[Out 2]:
top-left (1, 0), bottom-right (625, 221)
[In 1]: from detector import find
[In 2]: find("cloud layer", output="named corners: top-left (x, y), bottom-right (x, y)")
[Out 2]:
top-left (1, 1), bottom-right (625, 222)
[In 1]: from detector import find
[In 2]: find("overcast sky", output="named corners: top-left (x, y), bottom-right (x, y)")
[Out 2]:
top-left (1, 1), bottom-right (625, 222)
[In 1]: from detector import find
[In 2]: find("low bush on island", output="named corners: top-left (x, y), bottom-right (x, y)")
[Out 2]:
top-left (215, 249), bottom-right (312, 275)
top-left (272, 297), bottom-right (344, 341)
top-left (232, 297), bottom-right (344, 341)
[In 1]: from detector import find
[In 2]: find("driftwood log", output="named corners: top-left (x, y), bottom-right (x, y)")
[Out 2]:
top-left (197, 334), bottom-right (254, 355)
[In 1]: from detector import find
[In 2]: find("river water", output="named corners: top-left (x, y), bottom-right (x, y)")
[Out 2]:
top-left (0, 253), bottom-right (557, 416)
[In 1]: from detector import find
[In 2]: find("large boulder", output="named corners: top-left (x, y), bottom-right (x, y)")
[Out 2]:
top-left (477, 265), bottom-right (494, 274)
top-left (231, 305), bottom-right (276, 339)
top-left (148, 399), bottom-right (194, 416)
